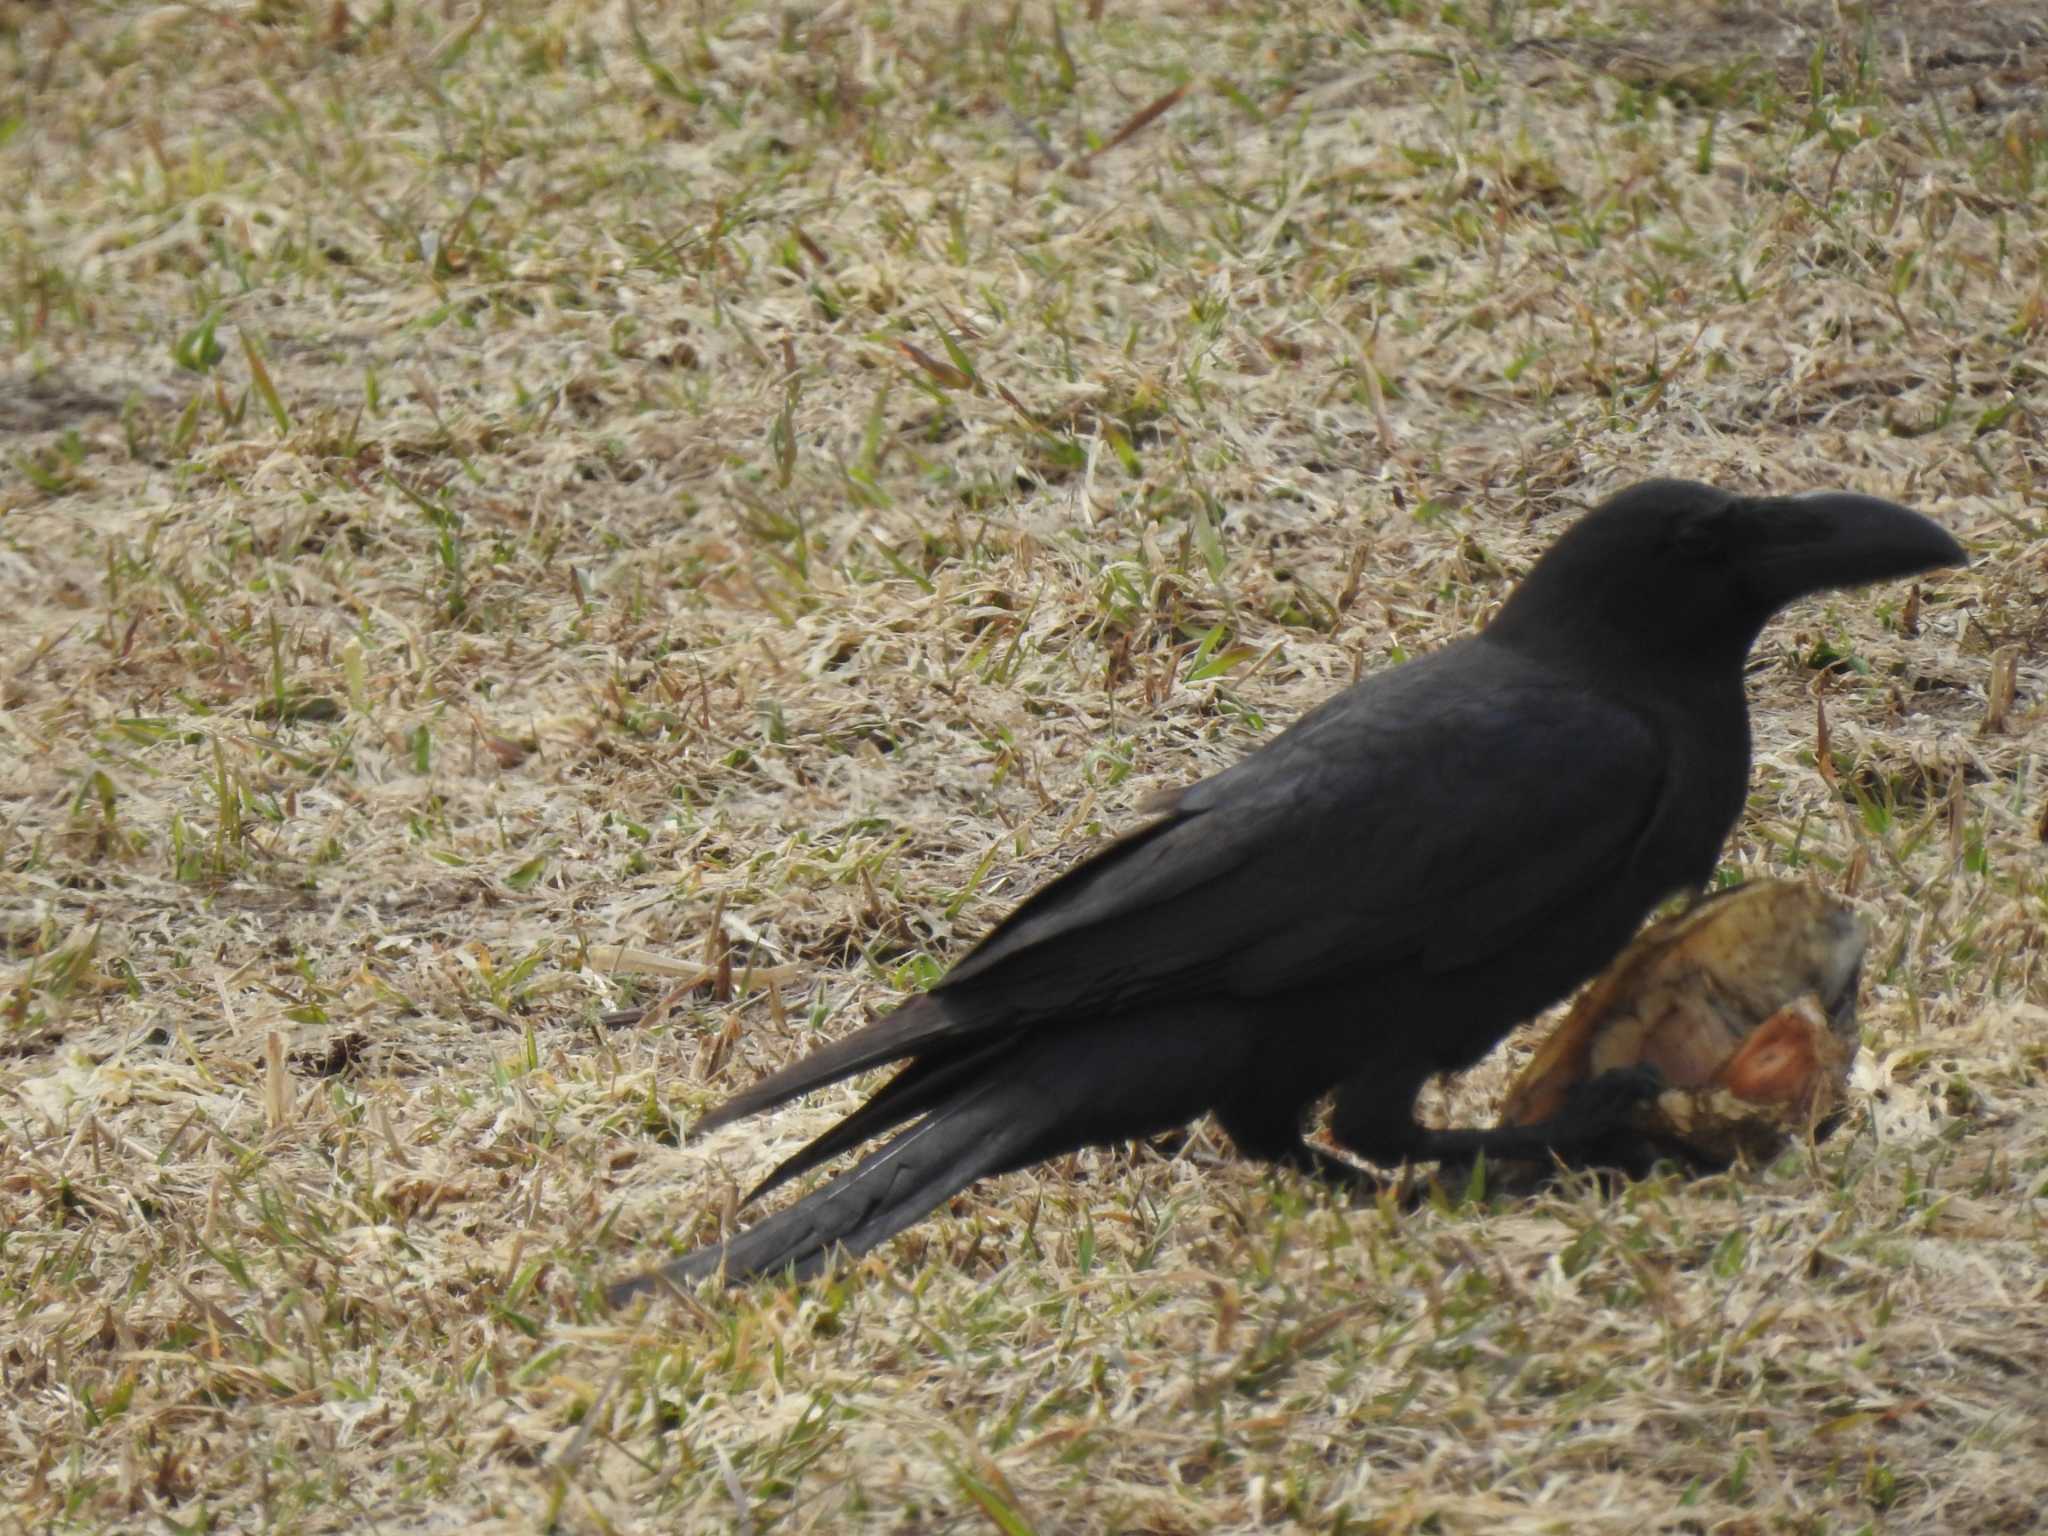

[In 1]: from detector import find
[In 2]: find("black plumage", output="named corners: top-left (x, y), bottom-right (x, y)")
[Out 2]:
top-left (609, 479), bottom-right (1964, 1300)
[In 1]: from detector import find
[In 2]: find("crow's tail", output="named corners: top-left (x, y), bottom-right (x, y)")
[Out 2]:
top-left (606, 1070), bottom-right (1041, 1301)
top-left (606, 1010), bottom-right (1246, 1302)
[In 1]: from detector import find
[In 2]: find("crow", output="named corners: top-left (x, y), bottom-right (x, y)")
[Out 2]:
top-left (608, 479), bottom-right (1964, 1300)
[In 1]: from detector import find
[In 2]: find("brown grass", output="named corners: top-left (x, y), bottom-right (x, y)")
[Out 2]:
top-left (3, 0), bottom-right (2045, 1530)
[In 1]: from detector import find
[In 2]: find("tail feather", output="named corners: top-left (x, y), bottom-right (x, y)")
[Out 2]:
top-left (741, 1040), bottom-right (1010, 1206)
top-left (694, 993), bottom-right (969, 1134)
top-left (607, 1076), bottom-right (1032, 1302)
top-left (610, 1011), bottom-right (1243, 1303)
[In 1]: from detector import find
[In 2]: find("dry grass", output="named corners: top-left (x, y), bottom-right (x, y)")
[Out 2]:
top-left (4, 0), bottom-right (2046, 1530)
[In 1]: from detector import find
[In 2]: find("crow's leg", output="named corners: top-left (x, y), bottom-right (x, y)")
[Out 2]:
top-left (1272, 1140), bottom-right (1387, 1195)
top-left (1417, 1065), bottom-right (1667, 1167)
top-left (1212, 1096), bottom-right (1384, 1196)
top-left (1331, 1063), bottom-right (1671, 1174)
top-left (1321, 1058), bottom-right (1439, 1167)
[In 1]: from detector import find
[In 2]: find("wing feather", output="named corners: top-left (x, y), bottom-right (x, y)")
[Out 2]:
top-left (938, 640), bottom-right (1665, 1011)
top-left (698, 639), bottom-right (1668, 1131)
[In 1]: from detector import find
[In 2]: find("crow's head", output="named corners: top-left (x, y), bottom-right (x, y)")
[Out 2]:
top-left (1490, 478), bottom-right (1966, 669)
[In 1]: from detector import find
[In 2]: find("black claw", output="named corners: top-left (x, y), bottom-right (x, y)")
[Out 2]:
top-left (1391, 1064), bottom-right (1672, 1178)
top-left (1554, 1063), bottom-right (1668, 1131)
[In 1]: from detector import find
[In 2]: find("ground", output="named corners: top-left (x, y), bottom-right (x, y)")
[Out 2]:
top-left (4, 1), bottom-right (2047, 1531)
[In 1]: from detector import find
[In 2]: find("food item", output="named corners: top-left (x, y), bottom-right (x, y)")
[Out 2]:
top-left (1498, 880), bottom-right (1866, 1168)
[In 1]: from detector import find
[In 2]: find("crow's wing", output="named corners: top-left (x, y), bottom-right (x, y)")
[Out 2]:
top-left (698, 641), bottom-right (1667, 1133)
top-left (938, 640), bottom-right (1666, 1010)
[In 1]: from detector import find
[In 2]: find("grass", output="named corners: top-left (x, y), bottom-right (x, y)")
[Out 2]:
top-left (3, 0), bottom-right (2045, 1530)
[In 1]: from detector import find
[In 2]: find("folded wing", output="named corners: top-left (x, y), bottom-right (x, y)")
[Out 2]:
top-left (700, 641), bottom-right (1667, 1138)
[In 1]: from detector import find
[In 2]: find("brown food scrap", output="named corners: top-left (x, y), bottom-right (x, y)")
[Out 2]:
top-left (1500, 880), bottom-right (1866, 1167)
top-left (1715, 996), bottom-right (1845, 1105)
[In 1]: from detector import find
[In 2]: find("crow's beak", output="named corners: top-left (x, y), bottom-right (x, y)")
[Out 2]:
top-left (1747, 491), bottom-right (1967, 606)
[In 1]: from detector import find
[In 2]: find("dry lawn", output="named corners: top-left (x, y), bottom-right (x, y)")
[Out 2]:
top-left (5, 0), bottom-right (2048, 1531)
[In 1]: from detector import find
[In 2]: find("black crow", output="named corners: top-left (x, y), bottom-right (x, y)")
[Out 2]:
top-left (609, 479), bottom-right (1963, 1299)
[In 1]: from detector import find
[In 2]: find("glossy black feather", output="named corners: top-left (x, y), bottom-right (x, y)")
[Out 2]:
top-left (609, 479), bottom-right (1964, 1300)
